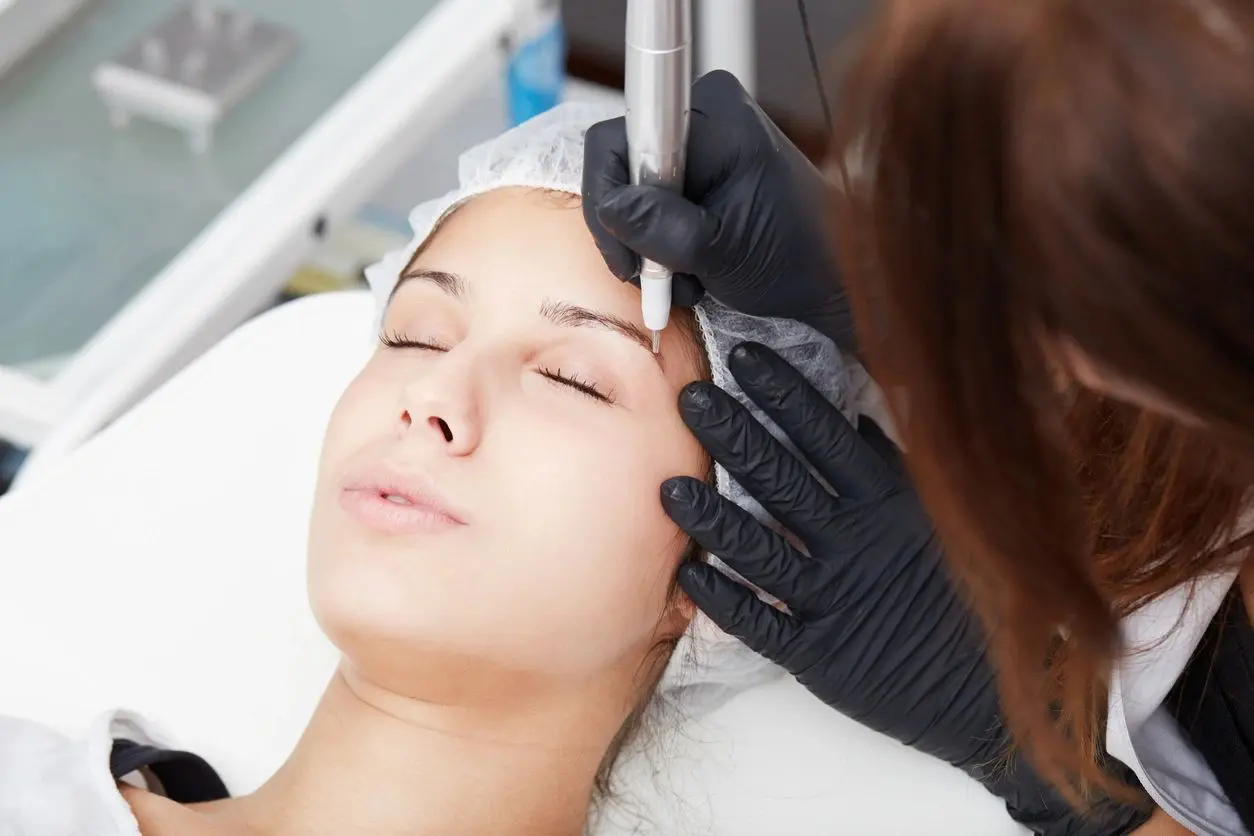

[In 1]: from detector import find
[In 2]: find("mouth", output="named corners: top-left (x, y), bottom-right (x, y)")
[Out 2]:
top-left (338, 466), bottom-right (468, 535)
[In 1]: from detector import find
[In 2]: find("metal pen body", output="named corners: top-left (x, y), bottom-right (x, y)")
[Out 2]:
top-left (625, 0), bottom-right (691, 349)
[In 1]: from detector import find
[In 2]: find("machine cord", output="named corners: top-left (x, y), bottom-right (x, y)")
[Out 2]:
top-left (796, 0), bottom-right (834, 134)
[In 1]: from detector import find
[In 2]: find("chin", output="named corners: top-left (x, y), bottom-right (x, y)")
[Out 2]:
top-left (314, 608), bottom-right (549, 704)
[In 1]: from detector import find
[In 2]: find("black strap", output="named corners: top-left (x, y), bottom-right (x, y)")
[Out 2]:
top-left (109, 739), bottom-right (229, 804)
top-left (1166, 589), bottom-right (1254, 831)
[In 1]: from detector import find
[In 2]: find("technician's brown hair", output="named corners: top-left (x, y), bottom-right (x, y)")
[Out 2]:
top-left (829, 0), bottom-right (1254, 804)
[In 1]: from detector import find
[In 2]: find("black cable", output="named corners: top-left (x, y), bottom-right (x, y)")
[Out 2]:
top-left (796, 0), bottom-right (834, 134)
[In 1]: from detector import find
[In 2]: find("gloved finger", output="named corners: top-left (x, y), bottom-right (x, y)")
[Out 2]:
top-left (669, 274), bottom-right (705, 307)
top-left (678, 381), bottom-right (841, 545)
top-left (661, 476), bottom-right (818, 611)
top-left (856, 417), bottom-right (907, 478)
top-left (594, 185), bottom-right (725, 278)
top-left (581, 116), bottom-right (641, 282)
top-left (684, 70), bottom-right (756, 184)
top-left (728, 342), bottom-right (899, 502)
top-left (690, 69), bottom-right (755, 120)
top-left (677, 560), bottom-right (803, 663)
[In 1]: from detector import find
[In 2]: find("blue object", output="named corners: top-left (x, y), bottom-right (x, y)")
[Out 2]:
top-left (506, 4), bottom-right (566, 126)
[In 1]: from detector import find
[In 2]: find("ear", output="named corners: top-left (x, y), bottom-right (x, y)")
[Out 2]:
top-left (660, 586), bottom-right (697, 637)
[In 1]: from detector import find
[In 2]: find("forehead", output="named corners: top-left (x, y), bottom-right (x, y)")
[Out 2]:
top-left (411, 188), bottom-right (638, 317)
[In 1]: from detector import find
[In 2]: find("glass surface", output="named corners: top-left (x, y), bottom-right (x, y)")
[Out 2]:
top-left (0, 0), bottom-right (440, 371)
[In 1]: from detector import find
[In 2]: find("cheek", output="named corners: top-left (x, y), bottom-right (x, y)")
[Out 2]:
top-left (308, 370), bottom-right (395, 589)
top-left (317, 367), bottom-right (396, 472)
top-left (501, 408), bottom-right (704, 641)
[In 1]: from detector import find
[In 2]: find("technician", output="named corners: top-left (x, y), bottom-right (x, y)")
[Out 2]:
top-left (582, 1), bottom-right (1254, 834)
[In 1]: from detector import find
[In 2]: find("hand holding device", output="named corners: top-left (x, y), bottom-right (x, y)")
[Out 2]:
top-left (585, 70), bottom-right (858, 354)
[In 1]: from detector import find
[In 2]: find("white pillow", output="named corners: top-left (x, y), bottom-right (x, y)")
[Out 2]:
top-left (0, 291), bottom-right (1020, 835)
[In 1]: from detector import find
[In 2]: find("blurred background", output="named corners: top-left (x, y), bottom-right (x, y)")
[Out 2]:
top-left (0, 0), bottom-right (871, 493)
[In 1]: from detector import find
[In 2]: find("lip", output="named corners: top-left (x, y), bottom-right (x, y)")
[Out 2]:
top-left (338, 462), bottom-right (468, 535)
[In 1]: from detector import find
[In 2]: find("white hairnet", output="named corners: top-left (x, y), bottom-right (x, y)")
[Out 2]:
top-left (363, 102), bottom-right (874, 713)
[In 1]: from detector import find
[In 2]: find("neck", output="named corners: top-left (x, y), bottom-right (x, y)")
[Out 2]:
top-left (226, 664), bottom-right (627, 836)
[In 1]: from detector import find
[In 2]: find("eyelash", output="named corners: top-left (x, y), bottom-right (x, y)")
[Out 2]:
top-left (380, 331), bottom-right (448, 352)
top-left (379, 330), bottom-right (615, 404)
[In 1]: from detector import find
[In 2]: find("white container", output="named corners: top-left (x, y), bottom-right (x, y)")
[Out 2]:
top-left (91, 1), bottom-right (298, 154)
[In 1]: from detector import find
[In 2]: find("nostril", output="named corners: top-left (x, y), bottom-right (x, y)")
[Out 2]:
top-left (429, 416), bottom-right (453, 442)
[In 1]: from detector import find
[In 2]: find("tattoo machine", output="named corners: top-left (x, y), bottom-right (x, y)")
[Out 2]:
top-left (625, 0), bottom-right (692, 352)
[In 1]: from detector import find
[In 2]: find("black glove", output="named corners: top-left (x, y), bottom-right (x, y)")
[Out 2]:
top-left (581, 70), bottom-right (857, 355)
top-left (662, 342), bottom-right (1152, 836)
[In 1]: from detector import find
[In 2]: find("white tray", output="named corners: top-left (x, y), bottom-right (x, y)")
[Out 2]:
top-left (92, 2), bottom-right (298, 153)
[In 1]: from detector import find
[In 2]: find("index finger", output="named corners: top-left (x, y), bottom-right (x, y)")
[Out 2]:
top-left (729, 342), bottom-right (899, 502)
top-left (678, 381), bottom-right (843, 546)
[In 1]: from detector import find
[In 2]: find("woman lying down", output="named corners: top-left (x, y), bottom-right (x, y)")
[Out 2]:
top-left (0, 104), bottom-right (867, 836)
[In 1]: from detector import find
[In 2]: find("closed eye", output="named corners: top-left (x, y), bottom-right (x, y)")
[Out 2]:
top-left (380, 330), bottom-right (449, 351)
top-left (381, 331), bottom-right (615, 405)
top-left (539, 367), bottom-right (614, 403)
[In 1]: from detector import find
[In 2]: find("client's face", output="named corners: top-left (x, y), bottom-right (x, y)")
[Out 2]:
top-left (308, 188), bottom-right (707, 701)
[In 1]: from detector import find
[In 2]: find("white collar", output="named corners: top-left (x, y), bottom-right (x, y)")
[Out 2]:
top-left (1115, 565), bottom-right (1239, 731)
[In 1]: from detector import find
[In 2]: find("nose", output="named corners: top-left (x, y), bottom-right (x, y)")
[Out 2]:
top-left (396, 372), bottom-right (482, 456)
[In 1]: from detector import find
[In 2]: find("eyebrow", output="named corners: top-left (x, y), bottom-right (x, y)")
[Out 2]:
top-left (538, 300), bottom-right (657, 356)
top-left (391, 266), bottom-right (464, 301)
top-left (391, 266), bottom-right (662, 365)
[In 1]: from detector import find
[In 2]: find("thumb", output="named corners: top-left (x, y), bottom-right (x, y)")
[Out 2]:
top-left (595, 185), bottom-right (724, 278)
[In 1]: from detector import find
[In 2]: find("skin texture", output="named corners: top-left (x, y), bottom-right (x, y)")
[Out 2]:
top-left (122, 188), bottom-right (706, 836)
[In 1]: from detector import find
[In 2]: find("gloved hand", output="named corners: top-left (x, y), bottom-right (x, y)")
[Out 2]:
top-left (581, 70), bottom-right (857, 355)
top-left (662, 342), bottom-right (1152, 836)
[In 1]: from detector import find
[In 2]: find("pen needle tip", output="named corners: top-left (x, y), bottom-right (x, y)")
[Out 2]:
top-left (651, 330), bottom-right (661, 353)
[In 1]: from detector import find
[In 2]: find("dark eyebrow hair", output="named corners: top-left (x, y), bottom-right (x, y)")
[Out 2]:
top-left (539, 299), bottom-right (661, 363)
top-left (390, 266), bottom-right (465, 302)
top-left (389, 267), bottom-right (662, 366)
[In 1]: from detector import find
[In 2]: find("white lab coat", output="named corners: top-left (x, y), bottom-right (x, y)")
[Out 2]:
top-left (1107, 565), bottom-right (1246, 835)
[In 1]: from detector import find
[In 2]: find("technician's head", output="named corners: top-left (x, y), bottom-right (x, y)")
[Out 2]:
top-left (830, 0), bottom-right (1254, 801)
